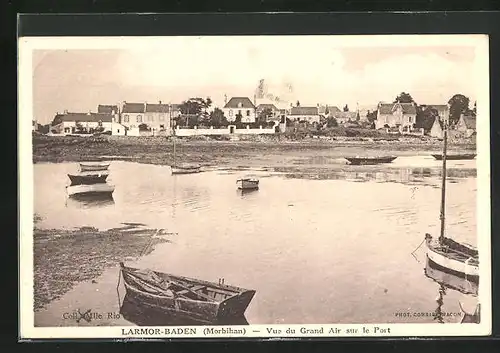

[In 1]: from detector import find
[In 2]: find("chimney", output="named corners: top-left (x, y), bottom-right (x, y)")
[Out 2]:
top-left (87, 110), bottom-right (91, 115)
top-left (64, 109), bottom-right (68, 114)
top-left (159, 100), bottom-right (162, 104)
top-left (144, 101), bottom-right (147, 112)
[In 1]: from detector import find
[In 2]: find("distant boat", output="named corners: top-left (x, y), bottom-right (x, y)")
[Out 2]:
top-left (171, 164), bottom-right (201, 175)
top-left (66, 183), bottom-right (115, 197)
top-left (119, 263), bottom-right (256, 324)
top-left (345, 156), bottom-right (397, 165)
top-left (424, 116), bottom-right (479, 280)
top-left (79, 162), bottom-right (110, 172)
top-left (236, 177), bottom-right (259, 190)
top-left (68, 172), bottom-right (109, 185)
top-left (431, 153), bottom-right (476, 161)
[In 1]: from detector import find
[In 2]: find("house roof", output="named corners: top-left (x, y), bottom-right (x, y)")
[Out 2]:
top-left (55, 112), bottom-right (113, 123)
top-left (98, 105), bottom-right (118, 114)
top-left (318, 105), bottom-right (341, 115)
top-left (332, 111), bottom-right (358, 120)
top-left (146, 103), bottom-right (171, 113)
top-left (256, 104), bottom-right (278, 111)
top-left (224, 97), bottom-right (255, 109)
top-left (122, 103), bottom-right (145, 114)
top-left (289, 107), bottom-right (319, 115)
top-left (378, 102), bottom-right (416, 115)
top-left (462, 115), bottom-right (476, 129)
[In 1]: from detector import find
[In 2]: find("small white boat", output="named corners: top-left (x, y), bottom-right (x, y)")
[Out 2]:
top-left (236, 177), bottom-right (259, 190)
top-left (66, 183), bottom-right (115, 197)
top-left (424, 114), bottom-right (479, 281)
top-left (80, 162), bottom-right (110, 172)
top-left (171, 164), bottom-right (201, 175)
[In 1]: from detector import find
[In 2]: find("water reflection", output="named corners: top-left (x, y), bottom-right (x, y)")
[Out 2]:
top-left (65, 195), bottom-right (115, 208)
top-left (237, 188), bottom-right (259, 197)
top-left (280, 167), bottom-right (476, 185)
top-left (424, 256), bottom-right (478, 296)
top-left (119, 294), bottom-right (249, 326)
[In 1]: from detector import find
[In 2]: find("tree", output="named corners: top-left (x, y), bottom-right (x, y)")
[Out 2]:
top-left (448, 94), bottom-right (470, 125)
top-left (394, 92), bottom-right (415, 104)
top-left (179, 97), bottom-right (212, 121)
top-left (473, 101), bottom-right (477, 115)
top-left (257, 107), bottom-right (273, 123)
top-left (366, 110), bottom-right (377, 123)
top-left (343, 104), bottom-right (349, 112)
top-left (326, 117), bottom-right (338, 128)
top-left (209, 108), bottom-right (228, 127)
top-left (296, 101), bottom-right (300, 107)
top-left (51, 115), bottom-right (63, 126)
top-left (75, 121), bottom-right (85, 133)
top-left (415, 105), bottom-right (439, 132)
top-left (138, 123), bottom-right (150, 131)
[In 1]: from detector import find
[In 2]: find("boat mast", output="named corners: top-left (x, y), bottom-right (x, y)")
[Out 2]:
top-left (171, 103), bottom-right (176, 166)
top-left (439, 111), bottom-right (449, 243)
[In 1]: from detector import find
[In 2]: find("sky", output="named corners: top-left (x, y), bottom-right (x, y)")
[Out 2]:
top-left (28, 35), bottom-right (484, 124)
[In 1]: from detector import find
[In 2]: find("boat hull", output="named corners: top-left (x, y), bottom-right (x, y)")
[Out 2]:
top-left (237, 179), bottom-right (259, 190)
top-left (68, 174), bottom-right (108, 185)
top-left (171, 167), bottom-right (201, 175)
top-left (431, 154), bottom-right (476, 161)
top-left (425, 239), bottom-right (479, 278)
top-left (120, 264), bottom-right (255, 324)
top-left (345, 156), bottom-right (397, 165)
top-left (80, 163), bottom-right (110, 172)
top-left (66, 183), bottom-right (115, 197)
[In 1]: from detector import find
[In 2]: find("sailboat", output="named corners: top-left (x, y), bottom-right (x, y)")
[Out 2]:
top-left (424, 115), bottom-right (479, 280)
top-left (170, 114), bottom-right (201, 175)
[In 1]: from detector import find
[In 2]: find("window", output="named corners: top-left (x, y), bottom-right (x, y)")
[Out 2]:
top-left (137, 115), bottom-right (142, 123)
top-left (238, 110), bottom-right (242, 115)
top-left (246, 110), bottom-right (250, 116)
top-left (160, 124), bottom-right (165, 129)
top-left (229, 110), bottom-right (233, 116)
top-left (238, 102), bottom-right (243, 108)
top-left (117, 129), bottom-right (120, 134)
top-left (123, 114), bottom-right (129, 122)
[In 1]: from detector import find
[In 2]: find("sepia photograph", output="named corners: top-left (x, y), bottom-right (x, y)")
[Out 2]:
top-left (19, 34), bottom-right (491, 339)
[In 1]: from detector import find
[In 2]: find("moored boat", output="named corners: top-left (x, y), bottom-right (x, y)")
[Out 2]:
top-left (66, 183), bottom-right (115, 197)
top-left (236, 177), bottom-right (259, 190)
top-left (345, 156), bottom-right (397, 165)
top-left (171, 164), bottom-right (201, 175)
top-left (68, 172), bottom-right (109, 185)
top-left (424, 113), bottom-right (479, 281)
top-left (424, 255), bottom-right (478, 295)
top-left (431, 153), bottom-right (476, 161)
top-left (79, 162), bottom-right (110, 172)
top-left (119, 263), bottom-right (256, 324)
top-left (459, 302), bottom-right (481, 323)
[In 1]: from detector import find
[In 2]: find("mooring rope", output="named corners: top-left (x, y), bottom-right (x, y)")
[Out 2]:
top-left (116, 266), bottom-right (122, 309)
top-left (411, 238), bottom-right (426, 256)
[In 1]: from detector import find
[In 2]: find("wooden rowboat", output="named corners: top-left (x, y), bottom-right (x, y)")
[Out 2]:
top-left (66, 183), bottom-right (115, 197)
top-left (119, 263), bottom-right (256, 324)
top-left (236, 177), bottom-right (259, 190)
top-left (68, 172), bottom-right (108, 185)
top-left (79, 162), bottom-right (110, 172)
top-left (431, 153), bottom-right (476, 161)
top-left (345, 156), bottom-right (397, 165)
top-left (171, 164), bottom-right (201, 175)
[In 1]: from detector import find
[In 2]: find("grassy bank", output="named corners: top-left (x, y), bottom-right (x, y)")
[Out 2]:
top-left (33, 222), bottom-right (171, 311)
top-left (32, 134), bottom-right (476, 167)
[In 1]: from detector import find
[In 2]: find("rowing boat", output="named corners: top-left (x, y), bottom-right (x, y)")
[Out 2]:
top-left (119, 263), bottom-right (256, 324)
top-left (236, 177), bottom-right (259, 190)
top-left (68, 172), bottom-right (109, 185)
top-left (431, 153), bottom-right (476, 161)
top-left (66, 183), bottom-right (115, 197)
top-left (79, 162), bottom-right (110, 172)
top-left (344, 156), bottom-right (397, 165)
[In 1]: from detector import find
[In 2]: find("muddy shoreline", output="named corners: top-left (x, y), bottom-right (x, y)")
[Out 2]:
top-left (33, 223), bottom-right (172, 312)
top-left (33, 135), bottom-right (476, 167)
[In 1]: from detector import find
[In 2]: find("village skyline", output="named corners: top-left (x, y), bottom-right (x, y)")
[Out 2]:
top-left (31, 36), bottom-right (480, 124)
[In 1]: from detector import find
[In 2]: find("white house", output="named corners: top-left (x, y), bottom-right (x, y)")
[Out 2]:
top-left (223, 97), bottom-right (257, 123)
top-left (51, 111), bottom-right (115, 134)
top-left (287, 106), bottom-right (321, 123)
top-left (375, 102), bottom-right (417, 132)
